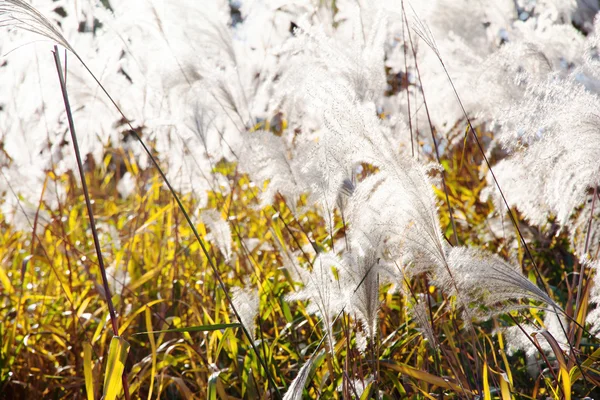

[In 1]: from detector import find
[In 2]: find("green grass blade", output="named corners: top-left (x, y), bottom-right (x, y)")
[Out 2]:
top-left (132, 323), bottom-right (241, 336)
top-left (207, 372), bottom-right (219, 400)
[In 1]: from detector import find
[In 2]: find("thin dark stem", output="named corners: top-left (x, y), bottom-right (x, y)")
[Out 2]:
top-left (52, 46), bottom-right (130, 400)
top-left (401, 0), bottom-right (414, 158)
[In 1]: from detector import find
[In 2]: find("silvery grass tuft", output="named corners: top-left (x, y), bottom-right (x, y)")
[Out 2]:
top-left (438, 247), bottom-right (561, 321)
top-left (586, 260), bottom-right (600, 333)
top-left (201, 209), bottom-right (233, 262)
top-left (0, 0), bottom-right (72, 51)
top-left (408, 298), bottom-right (437, 348)
top-left (285, 252), bottom-right (344, 353)
top-left (230, 285), bottom-right (259, 342)
top-left (282, 358), bottom-right (314, 400)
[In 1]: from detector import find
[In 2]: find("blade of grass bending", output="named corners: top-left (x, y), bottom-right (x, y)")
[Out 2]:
top-left (208, 371), bottom-right (221, 400)
top-left (52, 46), bottom-right (130, 400)
top-left (144, 309), bottom-right (156, 400)
top-left (133, 322), bottom-right (242, 336)
top-left (533, 330), bottom-right (571, 400)
top-left (482, 361), bottom-right (491, 400)
top-left (380, 360), bottom-right (468, 393)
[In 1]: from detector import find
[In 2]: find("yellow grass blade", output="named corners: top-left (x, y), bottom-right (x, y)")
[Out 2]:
top-left (145, 308), bottom-right (156, 400)
top-left (533, 330), bottom-right (571, 400)
top-left (499, 372), bottom-right (512, 400)
top-left (118, 299), bottom-right (165, 335)
top-left (381, 360), bottom-right (469, 394)
top-left (0, 265), bottom-right (14, 294)
top-left (570, 346), bottom-right (600, 382)
top-left (102, 336), bottom-right (130, 400)
top-left (208, 372), bottom-right (219, 400)
top-left (483, 362), bottom-right (491, 400)
top-left (83, 342), bottom-right (95, 400)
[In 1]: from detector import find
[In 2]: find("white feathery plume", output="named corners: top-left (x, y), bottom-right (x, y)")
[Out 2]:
top-left (345, 161), bottom-right (447, 277)
top-left (239, 130), bottom-right (314, 211)
top-left (438, 246), bottom-right (561, 321)
top-left (0, 0), bottom-right (73, 51)
top-left (504, 312), bottom-right (569, 358)
top-left (339, 248), bottom-right (384, 341)
top-left (201, 209), bottom-right (233, 262)
top-left (230, 285), bottom-right (259, 342)
top-left (117, 172), bottom-right (136, 199)
top-left (484, 73), bottom-right (600, 234)
top-left (568, 194), bottom-right (600, 258)
top-left (105, 261), bottom-right (130, 298)
top-left (282, 358), bottom-right (314, 400)
top-left (286, 252), bottom-right (344, 352)
top-left (278, 7), bottom-right (388, 109)
top-left (409, 297), bottom-right (436, 348)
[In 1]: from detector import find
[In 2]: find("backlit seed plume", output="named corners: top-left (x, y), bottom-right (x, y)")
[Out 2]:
top-left (239, 130), bottom-right (313, 211)
top-left (282, 358), bottom-right (314, 400)
top-left (201, 209), bottom-right (233, 262)
top-left (504, 312), bottom-right (569, 357)
top-left (231, 285), bottom-right (259, 341)
top-left (105, 262), bottom-right (130, 298)
top-left (438, 247), bottom-right (560, 321)
top-left (409, 298), bottom-right (437, 348)
top-left (0, 0), bottom-right (72, 51)
top-left (345, 161), bottom-right (447, 277)
top-left (339, 248), bottom-right (384, 341)
top-left (585, 261), bottom-right (600, 334)
top-left (286, 252), bottom-right (344, 352)
top-left (484, 73), bottom-right (600, 234)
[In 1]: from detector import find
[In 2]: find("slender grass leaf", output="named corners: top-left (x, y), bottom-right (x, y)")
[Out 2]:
top-left (144, 309), bottom-right (156, 400)
top-left (380, 360), bottom-right (468, 394)
top-left (83, 342), bottom-right (95, 400)
top-left (483, 362), bottom-right (491, 400)
top-left (532, 330), bottom-right (571, 400)
top-left (132, 323), bottom-right (241, 336)
top-left (0, 265), bottom-right (14, 294)
top-left (499, 372), bottom-right (511, 400)
top-left (207, 371), bottom-right (219, 400)
top-left (102, 336), bottom-right (130, 400)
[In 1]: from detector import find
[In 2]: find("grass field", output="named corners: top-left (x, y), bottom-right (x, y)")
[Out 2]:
top-left (1, 0), bottom-right (600, 399)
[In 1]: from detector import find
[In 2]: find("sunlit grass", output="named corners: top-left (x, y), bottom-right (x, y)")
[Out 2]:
top-left (1, 132), bottom-right (597, 399)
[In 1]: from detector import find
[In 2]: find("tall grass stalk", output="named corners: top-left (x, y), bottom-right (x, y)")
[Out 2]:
top-left (51, 46), bottom-right (131, 400)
